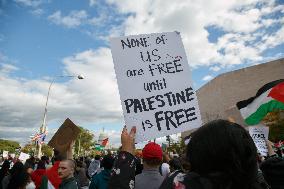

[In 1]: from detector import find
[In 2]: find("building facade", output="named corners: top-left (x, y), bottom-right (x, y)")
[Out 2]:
top-left (182, 58), bottom-right (284, 138)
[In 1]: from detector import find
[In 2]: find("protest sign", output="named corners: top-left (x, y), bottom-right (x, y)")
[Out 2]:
top-left (48, 118), bottom-right (80, 153)
top-left (248, 124), bottom-right (269, 156)
top-left (10, 153), bottom-right (15, 158)
top-left (2, 151), bottom-right (8, 158)
top-left (110, 32), bottom-right (202, 142)
top-left (19, 152), bottom-right (30, 162)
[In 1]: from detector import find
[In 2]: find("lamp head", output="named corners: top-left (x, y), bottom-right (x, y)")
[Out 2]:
top-left (77, 74), bottom-right (85, 79)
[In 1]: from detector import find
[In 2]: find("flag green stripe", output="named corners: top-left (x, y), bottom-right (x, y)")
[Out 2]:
top-left (245, 100), bottom-right (284, 125)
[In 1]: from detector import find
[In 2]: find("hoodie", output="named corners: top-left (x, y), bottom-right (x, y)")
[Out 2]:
top-left (88, 160), bottom-right (101, 178)
top-left (89, 169), bottom-right (111, 189)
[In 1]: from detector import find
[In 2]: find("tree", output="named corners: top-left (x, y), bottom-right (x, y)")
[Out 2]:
top-left (263, 110), bottom-right (284, 142)
top-left (74, 126), bottom-right (95, 157)
top-left (21, 143), bottom-right (36, 155)
top-left (42, 144), bottom-right (53, 157)
top-left (0, 139), bottom-right (20, 153)
top-left (22, 143), bottom-right (53, 157)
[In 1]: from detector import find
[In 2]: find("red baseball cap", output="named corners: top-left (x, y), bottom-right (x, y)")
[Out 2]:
top-left (142, 142), bottom-right (163, 160)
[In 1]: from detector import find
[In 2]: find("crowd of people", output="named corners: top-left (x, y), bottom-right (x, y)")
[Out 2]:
top-left (0, 119), bottom-right (284, 189)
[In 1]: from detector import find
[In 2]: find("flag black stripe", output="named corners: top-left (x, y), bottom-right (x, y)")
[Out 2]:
top-left (236, 79), bottom-right (284, 110)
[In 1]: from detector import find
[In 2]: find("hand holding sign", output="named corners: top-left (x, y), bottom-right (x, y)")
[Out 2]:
top-left (266, 140), bottom-right (276, 157)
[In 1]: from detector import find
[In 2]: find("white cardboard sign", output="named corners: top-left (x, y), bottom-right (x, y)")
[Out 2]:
top-left (110, 32), bottom-right (202, 142)
top-left (10, 153), bottom-right (16, 158)
top-left (249, 125), bottom-right (269, 156)
top-left (19, 152), bottom-right (30, 162)
top-left (2, 151), bottom-right (8, 158)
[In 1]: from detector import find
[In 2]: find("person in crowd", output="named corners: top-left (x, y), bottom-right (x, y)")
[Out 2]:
top-left (6, 161), bottom-right (31, 189)
top-left (89, 155), bottom-right (114, 189)
top-left (40, 150), bottom-right (63, 189)
top-left (168, 157), bottom-right (183, 173)
top-left (84, 156), bottom-right (92, 179)
top-left (25, 156), bottom-right (36, 170)
top-left (85, 156), bottom-right (92, 167)
top-left (31, 160), bottom-right (46, 189)
top-left (40, 156), bottom-right (50, 169)
top-left (58, 159), bottom-right (78, 189)
top-left (160, 153), bottom-right (170, 178)
top-left (134, 150), bottom-right (143, 175)
top-left (24, 163), bottom-right (36, 189)
top-left (260, 140), bottom-right (284, 189)
top-left (179, 153), bottom-right (191, 173)
top-left (0, 160), bottom-right (10, 189)
top-left (74, 160), bottom-right (89, 189)
top-left (109, 120), bottom-right (270, 189)
top-left (88, 155), bottom-right (101, 178)
top-left (169, 150), bottom-right (179, 159)
top-left (160, 157), bottom-right (184, 189)
top-left (135, 142), bottom-right (164, 189)
top-left (108, 126), bottom-right (136, 189)
top-left (2, 161), bottom-right (23, 189)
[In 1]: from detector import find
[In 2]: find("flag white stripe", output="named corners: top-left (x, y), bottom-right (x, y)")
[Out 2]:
top-left (239, 88), bottom-right (273, 119)
top-left (47, 180), bottom-right (55, 189)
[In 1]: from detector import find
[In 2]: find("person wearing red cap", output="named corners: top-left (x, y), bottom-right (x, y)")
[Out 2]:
top-left (135, 142), bottom-right (164, 189)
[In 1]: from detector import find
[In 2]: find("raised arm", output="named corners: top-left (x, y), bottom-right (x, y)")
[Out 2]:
top-left (108, 126), bottom-right (136, 189)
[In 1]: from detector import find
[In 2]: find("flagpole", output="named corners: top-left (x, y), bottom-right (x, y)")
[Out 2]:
top-left (38, 77), bottom-right (55, 158)
top-left (37, 75), bottom-right (84, 158)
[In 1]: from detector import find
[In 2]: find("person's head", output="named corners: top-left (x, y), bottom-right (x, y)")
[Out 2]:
top-left (24, 158), bottom-right (34, 170)
top-left (187, 119), bottom-right (258, 187)
top-left (142, 142), bottom-right (163, 168)
top-left (169, 158), bottom-right (182, 172)
top-left (41, 155), bottom-right (49, 164)
top-left (0, 160), bottom-right (10, 172)
top-left (95, 155), bottom-right (101, 160)
top-left (76, 160), bottom-right (83, 168)
top-left (24, 159), bottom-right (35, 174)
top-left (7, 162), bottom-right (30, 189)
top-left (37, 160), bottom-right (46, 170)
top-left (58, 159), bottom-right (75, 180)
top-left (101, 155), bottom-right (114, 170)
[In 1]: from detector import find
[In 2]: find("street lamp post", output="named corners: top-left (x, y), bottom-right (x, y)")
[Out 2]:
top-left (37, 74), bottom-right (84, 158)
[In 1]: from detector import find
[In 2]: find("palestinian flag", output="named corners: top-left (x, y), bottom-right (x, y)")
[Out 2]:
top-left (101, 138), bottom-right (109, 147)
top-left (236, 79), bottom-right (284, 125)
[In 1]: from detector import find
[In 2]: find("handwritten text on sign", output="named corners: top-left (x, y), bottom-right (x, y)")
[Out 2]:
top-left (249, 125), bottom-right (269, 156)
top-left (110, 32), bottom-right (202, 142)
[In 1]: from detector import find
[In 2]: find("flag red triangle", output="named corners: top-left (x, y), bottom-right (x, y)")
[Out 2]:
top-left (268, 81), bottom-right (284, 103)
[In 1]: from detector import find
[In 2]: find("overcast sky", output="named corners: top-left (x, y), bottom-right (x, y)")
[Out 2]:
top-left (0, 0), bottom-right (283, 147)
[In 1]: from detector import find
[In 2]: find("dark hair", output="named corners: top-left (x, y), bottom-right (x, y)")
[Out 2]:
top-left (0, 160), bottom-right (10, 172)
top-left (24, 159), bottom-right (34, 170)
top-left (101, 155), bottom-right (114, 170)
top-left (76, 160), bottom-right (83, 168)
top-left (37, 160), bottom-right (46, 169)
top-left (95, 155), bottom-right (101, 160)
top-left (0, 160), bottom-right (10, 182)
top-left (7, 162), bottom-right (30, 189)
top-left (187, 119), bottom-right (259, 189)
top-left (169, 158), bottom-right (182, 171)
top-left (143, 158), bottom-right (162, 167)
top-left (41, 155), bottom-right (49, 163)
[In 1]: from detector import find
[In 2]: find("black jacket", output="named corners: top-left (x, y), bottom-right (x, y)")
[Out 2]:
top-left (260, 156), bottom-right (284, 189)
